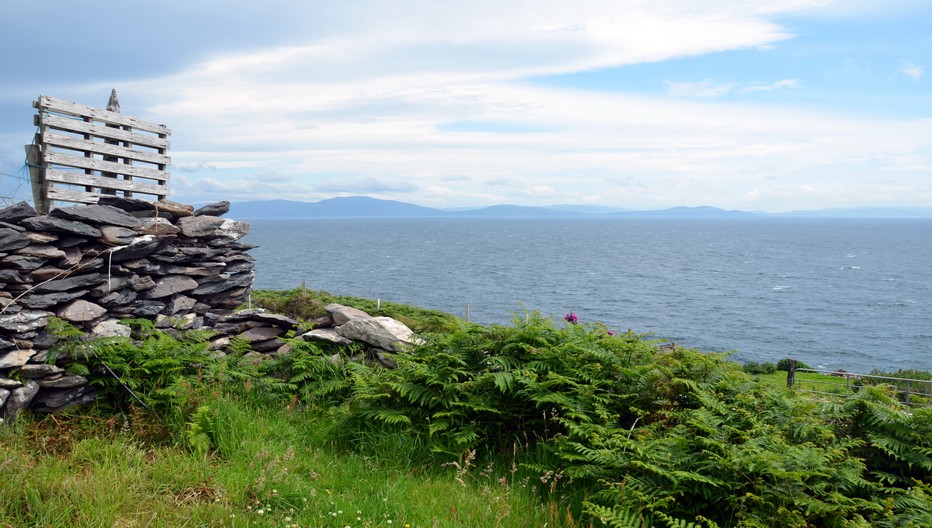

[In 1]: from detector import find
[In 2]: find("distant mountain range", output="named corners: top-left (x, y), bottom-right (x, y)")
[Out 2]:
top-left (227, 196), bottom-right (932, 219)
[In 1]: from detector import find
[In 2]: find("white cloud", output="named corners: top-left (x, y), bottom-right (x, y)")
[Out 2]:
top-left (901, 61), bottom-right (924, 80)
top-left (666, 80), bottom-right (735, 98)
top-left (742, 79), bottom-right (801, 92)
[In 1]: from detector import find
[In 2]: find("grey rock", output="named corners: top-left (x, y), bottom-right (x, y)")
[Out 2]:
top-left (59, 247), bottom-right (82, 267)
top-left (58, 299), bottom-right (107, 322)
top-left (191, 272), bottom-right (253, 295)
top-left (129, 274), bottom-right (157, 291)
top-left (155, 313), bottom-right (198, 330)
top-left (336, 316), bottom-right (420, 352)
top-left (21, 215), bottom-right (102, 237)
top-left (202, 287), bottom-right (250, 309)
top-left (50, 204), bottom-right (142, 228)
top-left (0, 201), bottom-right (37, 223)
top-left (177, 215), bottom-right (250, 240)
top-left (15, 244), bottom-right (66, 259)
top-left (89, 277), bottom-right (130, 296)
top-left (326, 304), bottom-right (373, 325)
top-left (0, 337), bottom-right (14, 350)
top-left (18, 289), bottom-right (88, 309)
top-left (238, 326), bottom-right (284, 342)
top-left (37, 375), bottom-right (88, 389)
top-left (1, 254), bottom-right (47, 270)
top-left (130, 300), bottom-right (166, 316)
top-left (134, 217), bottom-right (180, 235)
top-left (29, 266), bottom-right (69, 281)
top-left (164, 263), bottom-right (226, 276)
top-left (0, 310), bottom-right (50, 332)
top-left (0, 349), bottom-right (36, 368)
top-left (218, 309), bottom-right (299, 328)
top-left (31, 385), bottom-right (95, 411)
top-left (35, 273), bottom-right (104, 292)
top-left (96, 195), bottom-right (156, 212)
top-left (25, 231), bottom-right (59, 244)
top-left (0, 388), bottom-right (8, 408)
top-left (90, 319), bottom-right (132, 338)
top-left (155, 199), bottom-right (195, 218)
top-left (143, 275), bottom-right (199, 298)
top-left (98, 225), bottom-right (138, 245)
top-left (20, 363), bottom-right (65, 378)
top-left (194, 201), bottom-right (230, 217)
top-left (0, 377), bottom-right (23, 389)
top-left (108, 237), bottom-right (162, 262)
top-left (0, 268), bottom-right (29, 283)
top-left (302, 328), bottom-right (352, 345)
top-left (3, 379), bottom-right (39, 422)
top-left (97, 288), bottom-right (137, 307)
top-left (0, 227), bottom-right (30, 251)
top-left (166, 294), bottom-right (197, 314)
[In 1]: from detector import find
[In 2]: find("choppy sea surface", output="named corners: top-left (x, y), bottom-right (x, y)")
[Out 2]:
top-left (242, 217), bottom-right (932, 373)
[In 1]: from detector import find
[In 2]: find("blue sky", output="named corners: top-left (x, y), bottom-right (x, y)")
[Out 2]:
top-left (1, 0), bottom-right (929, 211)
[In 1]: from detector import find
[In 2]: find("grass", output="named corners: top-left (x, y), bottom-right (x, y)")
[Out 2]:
top-left (0, 391), bottom-right (577, 528)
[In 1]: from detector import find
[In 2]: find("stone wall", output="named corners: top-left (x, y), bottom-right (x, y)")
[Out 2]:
top-left (0, 197), bottom-right (255, 422)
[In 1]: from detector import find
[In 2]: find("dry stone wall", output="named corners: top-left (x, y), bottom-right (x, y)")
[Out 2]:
top-left (0, 197), bottom-right (256, 422)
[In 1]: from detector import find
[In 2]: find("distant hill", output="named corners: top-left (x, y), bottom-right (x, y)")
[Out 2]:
top-left (450, 204), bottom-right (571, 217)
top-left (610, 206), bottom-right (755, 217)
top-left (230, 196), bottom-right (446, 218)
top-left (228, 196), bottom-right (932, 219)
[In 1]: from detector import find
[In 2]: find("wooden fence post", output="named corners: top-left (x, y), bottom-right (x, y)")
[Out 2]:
top-left (786, 358), bottom-right (796, 388)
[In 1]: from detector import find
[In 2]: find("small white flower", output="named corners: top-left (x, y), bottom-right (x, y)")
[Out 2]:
top-left (256, 509), bottom-right (265, 515)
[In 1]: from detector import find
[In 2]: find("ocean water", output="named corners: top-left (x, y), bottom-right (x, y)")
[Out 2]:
top-left (242, 217), bottom-right (932, 373)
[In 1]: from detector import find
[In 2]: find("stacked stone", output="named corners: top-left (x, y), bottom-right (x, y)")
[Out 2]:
top-left (0, 197), bottom-right (254, 422)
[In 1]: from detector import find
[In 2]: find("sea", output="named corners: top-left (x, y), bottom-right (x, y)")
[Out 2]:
top-left (241, 217), bottom-right (932, 374)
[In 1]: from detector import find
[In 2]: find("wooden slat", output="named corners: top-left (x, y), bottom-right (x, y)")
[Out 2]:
top-left (45, 170), bottom-right (168, 195)
top-left (42, 132), bottom-right (171, 166)
top-left (43, 151), bottom-right (171, 182)
top-left (46, 188), bottom-right (100, 204)
top-left (37, 95), bottom-right (170, 135)
top-left (40, 114), bottom-right (170, 150)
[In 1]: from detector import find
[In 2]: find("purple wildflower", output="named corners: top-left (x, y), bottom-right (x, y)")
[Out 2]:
top-left (564, 311), bottom-right (578, 325)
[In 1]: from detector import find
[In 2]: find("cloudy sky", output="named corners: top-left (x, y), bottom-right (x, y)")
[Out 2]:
top-left (1, 0), bottom-right (930, 211)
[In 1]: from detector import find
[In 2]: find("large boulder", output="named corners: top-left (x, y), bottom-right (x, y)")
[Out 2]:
top-left (325, 304), bottom-right (372, 325)
top-left (336, 316), bottom-right (420, 352)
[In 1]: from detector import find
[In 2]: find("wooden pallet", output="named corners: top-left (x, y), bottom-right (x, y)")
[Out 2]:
top-left (28, 94), bottom-right (171, 213)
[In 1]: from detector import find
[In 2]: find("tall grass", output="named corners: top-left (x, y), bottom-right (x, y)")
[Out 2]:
top-left (0, 388), bottom-right (576, 528)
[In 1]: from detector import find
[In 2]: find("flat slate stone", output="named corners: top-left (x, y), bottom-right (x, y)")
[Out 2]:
top-left (0, 201), bottom-right (37, 223)
top-left (58, 299), bottom-right (107, 322)
top-left (144, 275), bottom-right (199, 299)
top-left (21, 215), bottom-right (102, 237)
top-left (50, 204), bottom-right (142, 228)
top-left (177, 216), bottom-right (250, 240)
top-left (0, 310), bottom-right (51, 332)
top-left (155, 199), bottom-right (194, 218)
top-left (194, 201), bottom-right (230, 217)
top-left (99, 225), bottom-right (138, 245)
top-left (1, 254), bottom-right (47, 270)
top-left (20, 363), bottom-right (65, 378)
top-left (0, 227), bottom-right (30, 251)
top-left (35, 273), bottom-right (104, 292)
top-left (3, 380), bottom-right (39, 422)
top-left (96, 195), bottom-right (157, 212)
top-left (0, 349), bottom-right (36, 369)
top-left (135, 217), bottom-right (180, 235)
top-left (37, 375), bottom-right (88, 389)
top-left (15, 244), bottom-right (66, 259)
top-left (18, 289), bottom-right (88, 309)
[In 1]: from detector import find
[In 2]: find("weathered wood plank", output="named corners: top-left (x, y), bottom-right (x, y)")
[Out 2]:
top-left (42, 151), bottom-right (171, 182)
top-left (25, 144), bottom-right (49, 214)
top-left (42, 132), bottom-right (171, 166)
top-left (36, 95), bottom-right (170, 135)
top-left (40, 114), bottom-right (170, 150)
top-left (46, 188), bottom-right (100, 205)
top-left (45, 170), bottom-right (168, 195)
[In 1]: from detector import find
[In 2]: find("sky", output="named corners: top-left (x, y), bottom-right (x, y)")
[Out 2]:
top-left (0, 0), bottom-right (930, 212)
